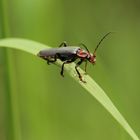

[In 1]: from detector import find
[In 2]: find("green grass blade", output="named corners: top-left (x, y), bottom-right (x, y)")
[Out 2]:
top-left (0, 38), bottom-right (49, 54)
top-left (0, 38), bottom-right (139, 140)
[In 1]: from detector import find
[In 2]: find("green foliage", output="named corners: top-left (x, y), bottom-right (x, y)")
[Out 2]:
top-left (0, 38), bottom-right (139, 140)
top-left (0, 0), bottom-right (140, 140)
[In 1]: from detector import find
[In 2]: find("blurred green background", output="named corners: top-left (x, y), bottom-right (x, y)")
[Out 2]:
top-left (0, 0), bottom-right (140, 140)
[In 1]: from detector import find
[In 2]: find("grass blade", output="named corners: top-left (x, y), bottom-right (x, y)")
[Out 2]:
top-left (0, 38), bottom-right (139, 140)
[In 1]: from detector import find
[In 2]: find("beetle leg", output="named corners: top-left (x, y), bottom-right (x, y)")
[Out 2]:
top-left (47, 58), bottom-right (56, 65)
top-left (47, 54), bottom-right (58, 65)
top-left (60, 61), bottom-right (67, 77)
top-left (59, 41), bottom-right (68, 47)
top-left (47, 59), bottom-right (54, 65)
top-left (75, 59), bottom-right (86, 82)
top-left (84, 60), bottom-right (88, 74)
top-left (61, 61), bottom-right (72, 77)
top-left (60, 58), bottom-right (76, 77)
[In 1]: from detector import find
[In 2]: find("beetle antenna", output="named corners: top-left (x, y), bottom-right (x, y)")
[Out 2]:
top-left (93, 32), bottom-right (112, 55)
top-left (79, 43), bottom-right (90, 53)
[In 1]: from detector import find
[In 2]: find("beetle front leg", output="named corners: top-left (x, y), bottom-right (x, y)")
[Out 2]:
top-left (75, 60), bottom-right (86, 82)
top-left (59, 41), bottom-right (68, 47)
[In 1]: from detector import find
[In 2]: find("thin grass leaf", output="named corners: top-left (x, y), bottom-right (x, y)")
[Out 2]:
top-left (0, 38), bottom-right (139, 140)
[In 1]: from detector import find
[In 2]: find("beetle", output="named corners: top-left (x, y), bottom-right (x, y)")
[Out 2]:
top-left (37, 32), bottom-right (111, 82)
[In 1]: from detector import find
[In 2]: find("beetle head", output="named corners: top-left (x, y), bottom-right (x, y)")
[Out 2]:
top-left (79, 32), bottom-right (112, 64)
top-left (88, 53), bottom-right (96, 64)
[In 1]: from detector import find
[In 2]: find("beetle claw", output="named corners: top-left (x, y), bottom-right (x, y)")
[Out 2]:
top-left (80, 78), bottom-right (86, 83)
top-left (47, 61), bottom-right (50, 65)
top-left (60, 72), bottom-right (64, 77)
top-left (79, 76), bottom-right (86, 83)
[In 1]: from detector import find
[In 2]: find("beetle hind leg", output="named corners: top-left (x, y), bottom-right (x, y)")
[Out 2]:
top-left (46, 58), bottom-right (56, 65)
top-left (47, 58), bottom-right (57, 64)
top-left (46, 54), bottom-right (59, 65)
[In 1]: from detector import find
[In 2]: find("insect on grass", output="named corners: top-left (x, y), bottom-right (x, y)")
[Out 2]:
top-left (37, 32), bottom-right (112, 82)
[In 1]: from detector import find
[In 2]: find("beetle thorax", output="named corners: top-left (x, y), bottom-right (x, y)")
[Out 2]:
top-left (77, 49), bottom-right (89, 58)
top-left (77, 49), bottom-right (96, 63)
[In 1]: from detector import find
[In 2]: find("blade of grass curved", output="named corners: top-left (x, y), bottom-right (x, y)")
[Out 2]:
top-left (0, 38), bottom-right (49, 54)
top-left (0, 38), bottom-right (139, 140)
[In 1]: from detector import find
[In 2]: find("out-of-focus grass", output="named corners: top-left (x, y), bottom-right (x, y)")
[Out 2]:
top-left (0, 0), bottom-right (140, 140)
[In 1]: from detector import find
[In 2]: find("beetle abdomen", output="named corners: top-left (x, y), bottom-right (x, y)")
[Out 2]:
top-left (38, 47), bottom-right (80, 58)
